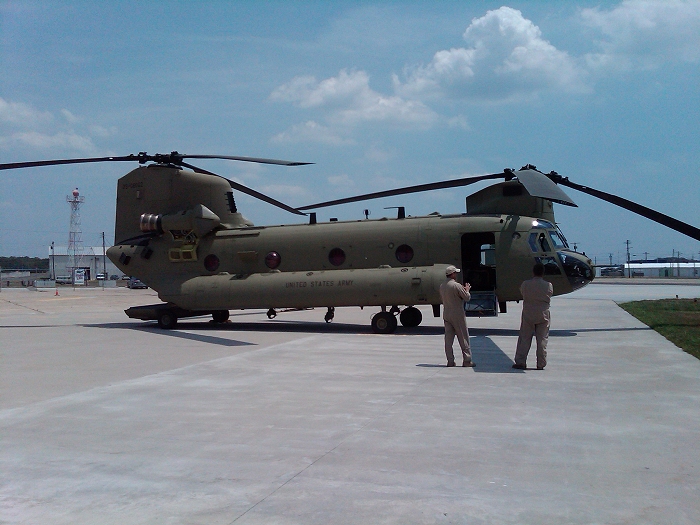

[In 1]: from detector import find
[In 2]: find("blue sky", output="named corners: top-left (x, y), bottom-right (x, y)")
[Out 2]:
top-left (1, 0), bottom-right (699, 264)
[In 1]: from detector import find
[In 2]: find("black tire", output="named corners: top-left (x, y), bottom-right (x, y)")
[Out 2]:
top-left (157, 310), bottom-right (178, 329)
top-left (371, 311), bottom-right (398, 334)
top-left (399, 306), bottom-right (423, 327)
top-left (212, 310), bottom-right (230, 323)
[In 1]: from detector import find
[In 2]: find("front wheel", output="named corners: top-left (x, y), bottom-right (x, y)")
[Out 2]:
top-left (371, 311), bottom-right (397, 334)
top-left (157, 310), bottom-right (178, 329)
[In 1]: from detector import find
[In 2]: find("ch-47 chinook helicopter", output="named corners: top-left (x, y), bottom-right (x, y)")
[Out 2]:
top-left (2, 152), bottom-right (699, 333)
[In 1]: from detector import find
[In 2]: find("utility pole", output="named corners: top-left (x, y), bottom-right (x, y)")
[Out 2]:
top-left (671, 249), bottom-right (676, 278)
top-left (609, 253), bottom-right (613, 266)
top-left (102, 232), bottom-right (107, 289)
top-left (626, 240), bottom-right (632, 278)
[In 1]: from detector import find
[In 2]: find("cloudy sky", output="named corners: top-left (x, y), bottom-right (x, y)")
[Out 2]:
top-left (1, 0), bottom-right (699, 264)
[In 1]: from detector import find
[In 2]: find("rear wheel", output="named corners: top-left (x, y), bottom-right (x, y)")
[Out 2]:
top-left (157, 310), bottom-right (178, 329)
top-left (399, 306), bottom-right (422, 327)
top-left (212, 310), bottom-right (230, 323)
top-left (371, 311), bottom-right (397, 334)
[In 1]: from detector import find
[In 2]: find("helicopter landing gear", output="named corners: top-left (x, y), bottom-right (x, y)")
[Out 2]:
top-left (324, 306), bottom-right (335, 323)
top-left (212, 310), bottom-right (230, 323)
top-left (157, 309), bottom-right (178, 329)
top-left (371, 311), bottom-right (398, 334)
top-left (267, 308), bottom-right (277, 319)
top-left (399, 306), bottom-right (422, 327)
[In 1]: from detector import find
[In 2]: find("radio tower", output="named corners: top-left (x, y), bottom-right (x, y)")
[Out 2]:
top-left (66, 188), bottom-right (85, 282)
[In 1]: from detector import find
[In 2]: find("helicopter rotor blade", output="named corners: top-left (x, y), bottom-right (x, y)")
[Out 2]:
top-left (0, 151), bottom-right (313, 171)
top-left (1, 152), bottom-right (310, 217)
top-left (550, 173), bottom-right (700, 242)
top-left (0, 155), bottom-right (143, 171)
top-left (180, 161), bottom-right (305, 216)
top-left (298, 172), bottom-right (508, 211)
top-left (180, 154), bottom-right (313, 166)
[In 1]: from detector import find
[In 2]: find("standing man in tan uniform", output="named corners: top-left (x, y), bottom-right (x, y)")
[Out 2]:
top-left (439, 265), bottom-right (475, 368)
top-left (513, 262), bottom-right (553, 370)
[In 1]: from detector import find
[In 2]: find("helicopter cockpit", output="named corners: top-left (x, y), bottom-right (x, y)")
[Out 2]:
top-left (527, 220), bottom-right (593, 290)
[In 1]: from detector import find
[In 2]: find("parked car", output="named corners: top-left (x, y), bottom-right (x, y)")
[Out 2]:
top-left (127, 277), bottom-right (148, 289)
top-left (96, 273), bottom-right (107, 280)
top-left (600, 266), bottom-right (624, 277)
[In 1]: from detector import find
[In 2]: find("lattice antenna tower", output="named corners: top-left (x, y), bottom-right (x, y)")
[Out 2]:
top-left (66, 188), bottom-right (85, 277)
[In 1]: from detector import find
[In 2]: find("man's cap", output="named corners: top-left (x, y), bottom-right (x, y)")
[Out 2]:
top-left (445, 265), bottom-right (460, 276)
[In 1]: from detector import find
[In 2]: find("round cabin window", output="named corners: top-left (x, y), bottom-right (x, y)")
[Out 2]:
top-left (265, 251), bottom-right (282, 269)
top-left (328, 247), bottom-right (346, 266)
top-left (395, 244), bottom-right (414, 264)
top-left (204, 254), bottom-right (220, 272)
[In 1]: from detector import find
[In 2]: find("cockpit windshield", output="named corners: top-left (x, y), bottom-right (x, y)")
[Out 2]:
top-left (548, 230), bottom-right (568, 249)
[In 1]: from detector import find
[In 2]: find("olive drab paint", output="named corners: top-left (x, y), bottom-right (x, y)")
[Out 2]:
top-left (107, 166), bottom-right (595, 330)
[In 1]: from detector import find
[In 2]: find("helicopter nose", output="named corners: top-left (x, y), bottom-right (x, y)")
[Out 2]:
top-left (558, 251), bottom-right (594, 290)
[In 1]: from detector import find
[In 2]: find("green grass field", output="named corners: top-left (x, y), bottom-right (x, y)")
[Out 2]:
top-left (619, 298), bottom-right (700, 360)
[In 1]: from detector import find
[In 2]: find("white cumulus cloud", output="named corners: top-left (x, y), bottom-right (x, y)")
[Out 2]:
top-left (395, 6), bottom-right (587, 102)
top-left (327, 173), bottom-right (355, 187)
top-left (0, 97), bottom-right (106, 154)
top-left (271, 121), bottom-right (354, 145)
top-left (0, 131), bottom-right (95, 151)
top-left (271, 69), bottom-right (439, 128)
top-left (0, 97), bottom-right (53, 127)
top-left (581, 0), bottom-right (700, 70)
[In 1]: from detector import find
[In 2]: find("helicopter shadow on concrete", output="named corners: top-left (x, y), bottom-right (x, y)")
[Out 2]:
top-left (81, 320), bottom-right (651, 352)
top-left (81, 322), bottom-right (257, 348)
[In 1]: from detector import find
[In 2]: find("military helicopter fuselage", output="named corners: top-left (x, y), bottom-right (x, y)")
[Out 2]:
top-left (106, 164), bottom-right (594, 330)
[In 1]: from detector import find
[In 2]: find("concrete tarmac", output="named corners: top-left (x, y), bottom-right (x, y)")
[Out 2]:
top-left (1, 282), bottom-right (699, 524)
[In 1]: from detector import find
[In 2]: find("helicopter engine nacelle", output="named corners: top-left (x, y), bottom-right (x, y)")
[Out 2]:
top-left (140, 204), bottom-right (221, 238)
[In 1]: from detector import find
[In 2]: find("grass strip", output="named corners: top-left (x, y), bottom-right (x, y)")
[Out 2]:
top-left (619, 298), bottom-right (700, 360)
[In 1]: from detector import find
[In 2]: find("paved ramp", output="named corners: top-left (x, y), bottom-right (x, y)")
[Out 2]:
top-left (1, 285), bottom-right (699, 524)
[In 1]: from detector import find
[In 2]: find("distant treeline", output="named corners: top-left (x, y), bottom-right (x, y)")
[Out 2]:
top-left (0, 256), bottom-right (50, 270)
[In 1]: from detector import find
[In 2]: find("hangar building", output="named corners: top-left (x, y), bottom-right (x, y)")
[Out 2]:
top-left (48, 246), bottom-right (124, 281)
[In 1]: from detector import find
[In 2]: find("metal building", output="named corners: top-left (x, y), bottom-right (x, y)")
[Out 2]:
top-left (49, 245), bottom-right (124, 282)
top-left (625, 261), bottom-right (700, 278)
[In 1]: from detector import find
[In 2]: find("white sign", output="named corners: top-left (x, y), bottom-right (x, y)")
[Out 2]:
top-left (73, 269), bottom-right (85, 285)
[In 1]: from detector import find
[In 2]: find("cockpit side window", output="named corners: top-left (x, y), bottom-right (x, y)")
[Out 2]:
top-left (528, 233), bottom-right (539, 252)
top-left (530, 232), bottom-right (552, 253)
